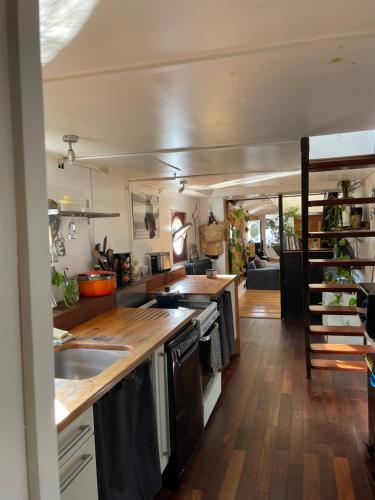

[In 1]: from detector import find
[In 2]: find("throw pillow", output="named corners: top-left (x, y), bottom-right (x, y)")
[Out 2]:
top-left (254, 255), bottom-right (263, 269)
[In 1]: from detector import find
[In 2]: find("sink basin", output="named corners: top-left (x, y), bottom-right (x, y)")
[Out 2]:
top-left (55, 348), bottom-right (129, 380)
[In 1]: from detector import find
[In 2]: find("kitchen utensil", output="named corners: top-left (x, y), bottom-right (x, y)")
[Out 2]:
top-left (78, 271), bottom-right (116, 297)
top-left (106, 248), bottom-right (114, 270)
top-left (68, 217), bottom-right (77, 240)
top-left (92, 249), bottom-right (108, 270)
top-left (99, 251), bottom-right (109, 269)
top-left (103, 235), bottom-right (107, 254)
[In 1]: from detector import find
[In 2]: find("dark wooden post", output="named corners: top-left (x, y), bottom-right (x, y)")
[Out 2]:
top-left (278, 194), bottom-right (285, 319)
top-left (301, 137), bottom-right (311, 379)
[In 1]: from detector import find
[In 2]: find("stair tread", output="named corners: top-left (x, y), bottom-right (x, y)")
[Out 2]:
top-left (309, 325), bottom-right (365, 336)
top-left (310, 343), bottom-right (373, 354)
top-left (308, 197), bottom-right (375, 207)
top-left (309, 154), bottom-right (375, 172)
top-left (309, 283), bottom-right (359, 292)
top-left (309, 258), bottom-right (375, 267)
top-left (309, 305), bottom-right (366, 315)
top-left (310, 359), bottom-right (367, 372)
top-left (308, 230), bottom-right (375, 238)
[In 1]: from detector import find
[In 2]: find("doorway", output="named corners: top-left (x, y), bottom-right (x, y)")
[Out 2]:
top-left (227, 197), bottom-right (282, 319)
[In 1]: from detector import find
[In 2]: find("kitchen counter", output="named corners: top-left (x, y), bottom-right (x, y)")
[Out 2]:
top-left (149, 274), bottom-right (237, 298)
top-left (54, 306), bottom-right (195, 432)
top-left (149, 274), bottom-right (241, 354)
top-left (53, 274), bottom-right (160, 331)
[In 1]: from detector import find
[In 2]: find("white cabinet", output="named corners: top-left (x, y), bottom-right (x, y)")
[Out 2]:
top-left (58, 407), bottom-right (98, 500)
top-left (60, 436), bottom-right (98, 500)
top-left (151, 345), bottom-right (170, 473)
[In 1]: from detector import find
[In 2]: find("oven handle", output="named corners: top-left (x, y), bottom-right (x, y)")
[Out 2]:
top-left (200, 333), bottom-right (211, 342)
top-left (201, 321), bottom-right (219, 340)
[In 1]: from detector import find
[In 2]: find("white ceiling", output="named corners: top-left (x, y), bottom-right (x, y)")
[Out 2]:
top-left (42, 0), bottom-right (375, 195)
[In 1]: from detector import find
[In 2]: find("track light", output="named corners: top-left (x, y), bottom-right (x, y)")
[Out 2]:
top-left (178, 179), bottom-right (187, 193)
top-left (63, 134), bottom-right (79, 164)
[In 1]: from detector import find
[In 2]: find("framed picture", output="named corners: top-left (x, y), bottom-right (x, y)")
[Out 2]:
top-left (247, 220), bottom-right (261, 243)
top-left (132, 192), bottom-right (160, 239)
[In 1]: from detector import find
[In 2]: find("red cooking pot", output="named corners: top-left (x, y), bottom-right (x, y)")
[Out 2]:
top-left (78, 271), bottom-right (116, 297)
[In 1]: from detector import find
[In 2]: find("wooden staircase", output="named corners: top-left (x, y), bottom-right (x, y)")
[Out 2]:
top-left (301, 138), bottom-right (375, 378)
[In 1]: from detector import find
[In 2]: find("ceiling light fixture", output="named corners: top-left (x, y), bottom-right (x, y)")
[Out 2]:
top-left (39, 0), bottom-right (98, 65)
top-left (178, 180), bottom-right (188, 194)
top-left (63, 134), bottom-right (79, 164)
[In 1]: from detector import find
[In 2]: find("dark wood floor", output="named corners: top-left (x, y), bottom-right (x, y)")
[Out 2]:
top-left (157, 318), bottom-right (375, 499)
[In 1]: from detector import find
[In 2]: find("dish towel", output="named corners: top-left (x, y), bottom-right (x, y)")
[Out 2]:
top-left (210, 323), bottom-right (223, 373)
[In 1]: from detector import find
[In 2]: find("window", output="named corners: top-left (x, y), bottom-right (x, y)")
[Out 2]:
top-left (171, 211), bottom-right (188, 263)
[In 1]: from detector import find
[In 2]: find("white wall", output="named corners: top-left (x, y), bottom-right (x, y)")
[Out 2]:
top-left (130, 182), bottom-right (199, 267)
top-left (46, 156), bottom-right (130, 275)
top-left (46, 158), bottom-right (198, 275)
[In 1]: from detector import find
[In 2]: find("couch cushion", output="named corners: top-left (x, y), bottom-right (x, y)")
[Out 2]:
top-left (254, 255), bottom-right (268, 268)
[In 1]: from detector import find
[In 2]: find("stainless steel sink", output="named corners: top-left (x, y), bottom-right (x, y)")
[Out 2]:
top-left (55, 348), bottom-right (129, 380)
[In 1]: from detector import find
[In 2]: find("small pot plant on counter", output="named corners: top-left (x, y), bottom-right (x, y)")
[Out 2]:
top-left (52, 269), bottom-right (79, 308)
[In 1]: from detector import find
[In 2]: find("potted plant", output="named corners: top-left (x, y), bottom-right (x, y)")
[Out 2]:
top-left (337, 180), bottom-right (363, 227)
top-left (52, 269), bottom-right (79, 308)
top-left (265, 206), bottom-right (300, 252)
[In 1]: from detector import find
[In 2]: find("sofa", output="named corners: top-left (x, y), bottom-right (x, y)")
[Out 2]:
top-left (246, 260), bottom-right (280, 290)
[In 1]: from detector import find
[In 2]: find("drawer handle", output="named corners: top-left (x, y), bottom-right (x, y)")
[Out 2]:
top-left (60, 454), bottom-right (93, 493)
top-left (58, 425), bottom-right (92, 461)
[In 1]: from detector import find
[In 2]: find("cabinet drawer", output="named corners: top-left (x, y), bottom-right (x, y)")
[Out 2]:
top-left (58, 407), bottom-right (94, 466)
top-left (60, 435), bottom-right (98, 499)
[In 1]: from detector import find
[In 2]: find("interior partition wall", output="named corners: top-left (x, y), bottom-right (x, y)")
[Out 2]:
top-left (2, 1), bottom-right (60, 498)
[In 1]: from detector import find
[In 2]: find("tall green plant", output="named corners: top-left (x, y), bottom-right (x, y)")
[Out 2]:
top-left (265, 206), bottom-right (300, 243)
top-left (229, 204), bottom-right (252, 274)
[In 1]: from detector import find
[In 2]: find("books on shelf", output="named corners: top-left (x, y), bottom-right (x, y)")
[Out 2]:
top-left (283, 232), bottom-right (302, 251)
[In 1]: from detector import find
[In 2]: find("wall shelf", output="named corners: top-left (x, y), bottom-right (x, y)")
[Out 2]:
top-left (59, 211), bottom-right (120, 219)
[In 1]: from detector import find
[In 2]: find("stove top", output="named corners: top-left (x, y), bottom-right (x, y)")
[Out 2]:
top-left (140, 298), bottom-right (219, 336)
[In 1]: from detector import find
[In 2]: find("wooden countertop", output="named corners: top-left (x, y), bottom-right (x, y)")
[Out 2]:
top-left (149, 274), bottom-right (237, 298)
top-left (54, 306), bottom-right (194, 432)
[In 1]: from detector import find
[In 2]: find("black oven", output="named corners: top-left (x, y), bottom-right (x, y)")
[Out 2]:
top-left (163, 322), bottom-right (203, 487)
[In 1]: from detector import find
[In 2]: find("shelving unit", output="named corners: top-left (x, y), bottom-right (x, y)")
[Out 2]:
top-left (301, 138), bottom-right (375, 378)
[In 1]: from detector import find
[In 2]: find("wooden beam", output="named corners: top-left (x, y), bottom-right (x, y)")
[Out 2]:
top-left (308, 197), bottom-right (375, 207)
top-left (309, 154), bottom-right (375, 172)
